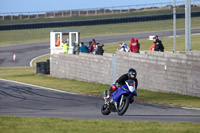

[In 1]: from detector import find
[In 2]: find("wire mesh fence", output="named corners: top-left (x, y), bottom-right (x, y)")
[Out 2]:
top-left (0, 0), bottom-right (199, 21)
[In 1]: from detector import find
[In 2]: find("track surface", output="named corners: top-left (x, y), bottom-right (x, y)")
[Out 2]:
top-left (0, 79), bottom-right (200, 122)
top-left (0, 29), bottom-right (200, 122)
top-left (0, 28), bottom-right (200, 67)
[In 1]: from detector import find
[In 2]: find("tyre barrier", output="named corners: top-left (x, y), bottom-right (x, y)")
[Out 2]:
top-left (1, 12), bottom-right (200, 31)
top-left (36, 60), bottom-right (50, 74)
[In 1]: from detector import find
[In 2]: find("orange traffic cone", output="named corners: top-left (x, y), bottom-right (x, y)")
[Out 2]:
top-left (13, 53), bottom-right (16, 61)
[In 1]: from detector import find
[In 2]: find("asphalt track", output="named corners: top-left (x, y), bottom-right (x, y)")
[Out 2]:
top-left (0, 29), bottom-right (200, 122)
top-left (0, 28), bottom-right (200, 67)
top-left (0, 79), bottom-right (200, 122)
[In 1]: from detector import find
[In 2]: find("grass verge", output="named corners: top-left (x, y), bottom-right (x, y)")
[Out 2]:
top-left (0, 17), bottom-right (200, 46)
top-left (104, 34), bottom-right (200, 53)
top-left (1, 7), bottom-right (200, 25)
top-left (30, 34), bottom-right (200, 67)
top-left (0, 8), bottom-right (194, 25)
top-left (0, 116), bottom-right (200, 133)
top-left (0, 67), bottom-right (200, 108)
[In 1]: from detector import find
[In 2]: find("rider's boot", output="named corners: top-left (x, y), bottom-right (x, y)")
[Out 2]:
top-left (129, 97), bottom-right (134, 104)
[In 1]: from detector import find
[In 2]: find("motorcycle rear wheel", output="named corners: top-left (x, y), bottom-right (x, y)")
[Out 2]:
top-left (101, 104), bottom-right (111, 115)
top-left (117, 96), bottom-right (129, 116)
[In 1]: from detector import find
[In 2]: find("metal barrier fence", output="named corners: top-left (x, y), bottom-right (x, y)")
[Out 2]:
top-left (0, 0), bottom-right (199, 21)
top-left (1, 12), bottom-right (200, 31)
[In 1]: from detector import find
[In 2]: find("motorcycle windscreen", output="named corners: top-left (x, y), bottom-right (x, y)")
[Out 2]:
top-left (111, 85), bottom-right (130, 102)
top-left (125, 80), bottom-right (136, 93)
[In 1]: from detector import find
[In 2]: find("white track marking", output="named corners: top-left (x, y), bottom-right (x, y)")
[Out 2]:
top-left (0, 78), bottom-right (78, 95)
top-left (30, 54), bottom-right (49, 67)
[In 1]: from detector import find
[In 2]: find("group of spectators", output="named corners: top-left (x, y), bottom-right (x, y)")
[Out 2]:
top-left (60, 38), bottom-right (104, 55)
top-left (80, 39), bottom-right (104, 55)
top-left (149, 35), bottom-right (164, 52)
top-left (61, 35), bottom-right (164, 55)
top-left (117, 35), bottom-right (164, 53)
top-left (117, 38), bottom-right (140, 53)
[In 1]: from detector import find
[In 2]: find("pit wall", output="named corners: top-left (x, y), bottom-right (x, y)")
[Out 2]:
top-left (50, 51), bottom-right (200, 97)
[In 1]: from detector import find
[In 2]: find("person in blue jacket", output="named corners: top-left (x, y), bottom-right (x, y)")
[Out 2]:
top-left (80, 42), bottom-right (89, 53)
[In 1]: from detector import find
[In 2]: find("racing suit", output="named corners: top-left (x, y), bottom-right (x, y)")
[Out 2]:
top-left (109, 73), bottom-right (138, 94)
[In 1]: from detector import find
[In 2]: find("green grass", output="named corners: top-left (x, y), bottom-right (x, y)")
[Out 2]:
top-left (0, 17), bottom-right (200, 46)
top-left (0, 67), bottom-right (200, 108)
top-left (0, 116), bottom-right (200, 133)
top-left (104, 34), bottom-right (200, 53)
top-left (1, 12), bottom-right (200, 130)
top-left (32, 54), bottom-right (50, 67)
top-left (0, 67), bottom-right (107, 95)
top-left (1, 7), bottom-right (200, 25)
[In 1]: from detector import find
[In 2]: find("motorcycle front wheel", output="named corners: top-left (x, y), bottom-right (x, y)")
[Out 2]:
top-left (117, 96), bottom-right (129, 116)
top-left (101, 104), bottom-right (111, 115)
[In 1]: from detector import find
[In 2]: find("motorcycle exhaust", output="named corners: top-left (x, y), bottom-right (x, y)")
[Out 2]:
top-left (104, 90), bottom-right (109, 104)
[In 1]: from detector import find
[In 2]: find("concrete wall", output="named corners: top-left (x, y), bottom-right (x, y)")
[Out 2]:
top-left (50, 51), bottom-right (200, 97)
top-left (50, 53), bottom-right (113, 85)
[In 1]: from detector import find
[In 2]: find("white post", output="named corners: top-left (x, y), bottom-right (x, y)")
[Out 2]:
top-left (189, 0), bottom-right (191, 50)
top-left (70, 10), bottom-right (72, 17)
top-left (68, 33), bottom-right (74, 54)
top-left (95, 9), bottom-right (97, 15)
top-left (185, 0), bottom-right (191, 51)
top-left (11, 14), bottom-right (13, 21)
top-left (28, 12), bottom-right (30, 20)
top-left (36, 13), bottom-right (39, 19)
top-left (20, 14), bottom-right (22, 20)
top-left (62, 10), bottom-right (64, 17)
top-left (173, 0), bottom-right (176, 53)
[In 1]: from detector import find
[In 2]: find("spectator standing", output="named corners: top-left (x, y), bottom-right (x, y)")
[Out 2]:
top-left (86, 41), bottom-right (92, 51)
top-left (96, 43), bottom-right (104, 55)
top-left (149, 36), bottom-right (164, 52)
top-left (56, 35), bottom-right (60, 47)
top-left (129, 38), bottom-right (140, 53)
top-left (72, 42), bottom-right (76, 54)
top-left (62, 41), bottom-right (69, 53)
top-left (92, 43), bottom-right (97, 54)
top-left (80, 42), bottom-right (89, 53)
top-left (89, 39), bottom-right (97, 54)
top-left (129, 38), bottom-right (134, 51)
top-left (155, 35), bottom-right (164, 52)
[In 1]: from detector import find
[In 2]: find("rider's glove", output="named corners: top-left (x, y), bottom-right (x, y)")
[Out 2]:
top-left (115, 83), bottom-right (121, 88)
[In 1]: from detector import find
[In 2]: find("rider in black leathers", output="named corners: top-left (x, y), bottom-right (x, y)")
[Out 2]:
top-left (108, 68), bottom-right (138, 102)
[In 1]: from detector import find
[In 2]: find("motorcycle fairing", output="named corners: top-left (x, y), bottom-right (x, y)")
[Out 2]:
top-left (112, 85), bottom-right (130, 102)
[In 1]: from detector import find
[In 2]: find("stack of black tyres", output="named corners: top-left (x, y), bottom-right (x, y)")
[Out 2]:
top-left (36, 60), bottom-right (50, 74)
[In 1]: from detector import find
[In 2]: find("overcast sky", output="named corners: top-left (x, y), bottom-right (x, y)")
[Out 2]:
top-left (0, 0), bottom-right (176, 13)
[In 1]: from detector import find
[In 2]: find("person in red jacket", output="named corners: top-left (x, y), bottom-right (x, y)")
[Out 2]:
top-left (89, 39), bottom-right (96, 54)
top-left (134, 38), bottom-right (140, 52)
top-left (129, 38), bottom-right (140, 53)
top-left (129, 38), bottom-right (134, 48)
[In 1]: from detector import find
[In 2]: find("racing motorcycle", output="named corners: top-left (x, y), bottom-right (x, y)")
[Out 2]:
top-left (101, 80), bottom-right (137, 116)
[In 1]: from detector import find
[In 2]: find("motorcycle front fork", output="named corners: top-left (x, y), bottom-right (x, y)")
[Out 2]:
top-left (119, 95), bottom-right (124, 107)
top-left (114, 95), bottom-right (124, 112)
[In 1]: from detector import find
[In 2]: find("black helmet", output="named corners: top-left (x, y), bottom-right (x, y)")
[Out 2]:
top-left (128, 68), bottom-right (137, 79)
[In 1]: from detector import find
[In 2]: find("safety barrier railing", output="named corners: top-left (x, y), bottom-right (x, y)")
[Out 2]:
top-left (1, 0), bottom-right (199, 21)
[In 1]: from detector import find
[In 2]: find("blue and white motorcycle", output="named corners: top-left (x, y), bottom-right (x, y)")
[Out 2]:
top-left (101, 80), bottom-right (137, 116)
